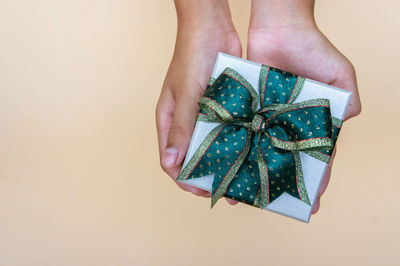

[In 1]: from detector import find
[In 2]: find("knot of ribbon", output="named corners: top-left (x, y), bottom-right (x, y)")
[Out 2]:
top-left (178, 66), bottom-right (339, 209)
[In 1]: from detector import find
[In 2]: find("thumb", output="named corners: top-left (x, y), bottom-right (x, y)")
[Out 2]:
top-left (161, 92), bottom-right (199, 177)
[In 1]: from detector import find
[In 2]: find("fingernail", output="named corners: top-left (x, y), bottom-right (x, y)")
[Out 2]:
top-left (162, 147), bottom-right (179, 168)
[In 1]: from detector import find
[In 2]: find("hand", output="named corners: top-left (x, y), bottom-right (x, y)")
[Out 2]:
top-left (247, 0), bottom-right (361, 213)
top-left (156, 0), bottom-right (241, 203)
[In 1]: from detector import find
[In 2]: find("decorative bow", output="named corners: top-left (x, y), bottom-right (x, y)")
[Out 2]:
top-left (177, 66), bottom-right (342, 209)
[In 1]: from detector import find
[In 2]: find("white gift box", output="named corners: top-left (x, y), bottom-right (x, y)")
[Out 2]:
top-left (179, 53), bottom-right (352, 222)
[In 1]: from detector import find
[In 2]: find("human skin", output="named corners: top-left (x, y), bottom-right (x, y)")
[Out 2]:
top-left (156, 0), bottom-right (361, 212)
top-left (155, 0), bottom-right (241, 204)
top-left (247, 0), bottom-right (361, 212)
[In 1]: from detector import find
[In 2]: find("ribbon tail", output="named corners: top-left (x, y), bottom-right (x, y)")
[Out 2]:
top-left (176, 125), bottom-right (225, 181)
top-left (254, 132), bottom-right (269, 209)
top-left (292, 151), bottom-right (311, 205)
top-left (210, 132), bottom-right (252, 208)
top-left (302, 116), bottom-right (343, 163)
top-left (264, 98), bottom-right (334, 151)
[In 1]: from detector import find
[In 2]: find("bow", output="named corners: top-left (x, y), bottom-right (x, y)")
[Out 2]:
top-left (177, 66), bottom-right (339, 209)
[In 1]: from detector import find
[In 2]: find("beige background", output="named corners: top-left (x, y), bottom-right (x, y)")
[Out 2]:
top-left (0, 0), bottom-right (399, 265)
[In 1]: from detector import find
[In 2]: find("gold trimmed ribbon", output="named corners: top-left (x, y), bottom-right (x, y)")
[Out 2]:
top-left (178, 66), bottom-right (339, 209)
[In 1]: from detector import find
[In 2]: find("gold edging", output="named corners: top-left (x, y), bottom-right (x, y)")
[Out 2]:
top-left (288, 76), bottom-right (305, 104)
top-left (256, 133), bottom-right (269, 208)
top-left (208, 77), bottom-right (216, 86)
top-left (265, 98), bottom-right (330, 123)
top-left (332, 117), bottom-right (343, 128)
top-left (198, 97), bottom-right (234, 122)
top-left (177, 125), bottom-right (225, 181)
top-left (211, 131), bottom-right (253, 207)
top-left (259, 65), bottom-right (269, 106)
top-left (292, 151), bottom-right (311, 205)
top-left (270, 137), bottom-right (333, 151)
top-left (222, 67), bottom-right (259, 112)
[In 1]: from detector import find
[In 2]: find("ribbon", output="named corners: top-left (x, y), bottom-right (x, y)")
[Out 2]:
top-left (177, 66), bottom-right (342, 209)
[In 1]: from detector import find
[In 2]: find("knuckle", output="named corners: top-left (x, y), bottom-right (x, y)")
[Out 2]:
top-left (155, 103), bottom-right (165, 126)
top-left (344, 61), bottom-right (355, 73)
top-left (176, 82), bottom-right (205, 102)
top-left (339, 59), bottom-right (355, 76)
top-left (169, 123), bottom-right (189, 140)
top-left (347, 101), bottom-right (362, 119)
top-left (155, 102), bottom-right (162, 122)
top-left (354, 102), bottom-right (362, 116)
top-left (176, 91), bottom-right (200, 106)
top-left (155, 98), bottom-right (162, 114)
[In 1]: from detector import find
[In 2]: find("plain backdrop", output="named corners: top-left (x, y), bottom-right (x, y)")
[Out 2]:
top-left (0, 1), bottom-right (399, 265)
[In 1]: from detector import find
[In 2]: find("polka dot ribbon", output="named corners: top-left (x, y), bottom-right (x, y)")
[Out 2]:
top-left (177, 66), bottom-right (342, 209)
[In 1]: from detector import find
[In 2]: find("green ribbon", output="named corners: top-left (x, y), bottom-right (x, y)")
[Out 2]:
top-left (177, 66), bottom-right (342, 209)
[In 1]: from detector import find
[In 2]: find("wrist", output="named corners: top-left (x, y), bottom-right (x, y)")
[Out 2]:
top-left (249, 0), bottom-right (316, 30)
top-left (175, 0), bottom-right (236, 35)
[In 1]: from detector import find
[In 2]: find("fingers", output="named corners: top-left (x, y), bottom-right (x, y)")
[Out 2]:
top-left (156, 84), bottom-right (199, 177)
top-left (156, 84), bottom-right (211, 198)
top-left (156, 88), bottom-right (175, 158)
top-left (162, 90), bottom-right (200, 176)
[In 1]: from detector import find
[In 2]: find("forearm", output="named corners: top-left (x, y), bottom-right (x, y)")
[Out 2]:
top-left (250, 0), bottom-right (316, 29)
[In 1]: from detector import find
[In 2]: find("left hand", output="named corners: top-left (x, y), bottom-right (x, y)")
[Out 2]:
top-left (247, 10), bottom-right (361, 213)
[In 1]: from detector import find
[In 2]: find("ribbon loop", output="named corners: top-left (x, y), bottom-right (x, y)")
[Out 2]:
top-left (200, 67), bottom-right (258, 124)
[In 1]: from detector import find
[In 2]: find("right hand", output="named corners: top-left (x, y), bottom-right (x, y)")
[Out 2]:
top-left (156, 3), bottom-right (241, 200)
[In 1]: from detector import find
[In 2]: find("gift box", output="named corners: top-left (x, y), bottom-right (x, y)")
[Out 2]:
top-left (177, 53), bottom-right (351, 222)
